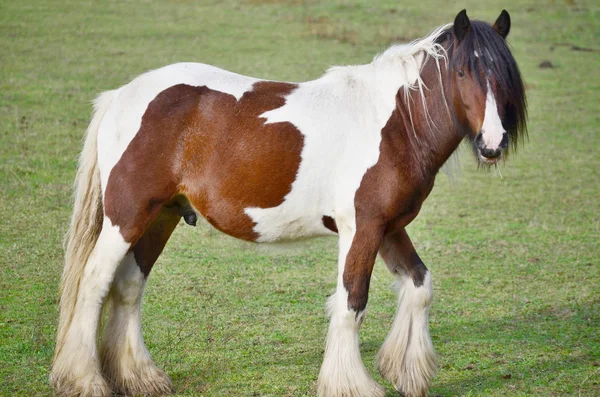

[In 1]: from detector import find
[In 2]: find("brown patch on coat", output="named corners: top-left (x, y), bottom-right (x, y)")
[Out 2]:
top-left (322, 215), bottom-right (338, 233)
top-left (180, 82), bottom-right (303, 241)
top-left (104, 81), bottom-right (303, 246)
top-left (104, 85), bottom-right (201, 243)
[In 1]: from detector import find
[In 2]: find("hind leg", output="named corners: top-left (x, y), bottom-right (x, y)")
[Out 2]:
top-left (101, 208), bottom-right (180, 396)
top-left (376, 228), bottom-right (437, 397)
top-left (51, 218), bottom-right (131, 397)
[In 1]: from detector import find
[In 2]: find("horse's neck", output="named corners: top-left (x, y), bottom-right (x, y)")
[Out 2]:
top-left (388, 56), bottom-right (463, 180)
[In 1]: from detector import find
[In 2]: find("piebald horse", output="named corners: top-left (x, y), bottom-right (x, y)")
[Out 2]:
top-left (51, 9), bottom-right (526, 397)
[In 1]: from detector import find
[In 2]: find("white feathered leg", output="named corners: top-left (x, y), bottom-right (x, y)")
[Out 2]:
top-left (377, 228), bottom-right (437, 397)
top-left (100, 252), bottom-right (172, 396)
top-left (377, 271), bottom-right (436, 397)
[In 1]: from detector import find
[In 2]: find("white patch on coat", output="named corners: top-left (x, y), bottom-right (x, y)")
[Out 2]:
top-left (245, 26), bottom-right (449, 243)
top-left (377, 271), bottom-right (437, 397)
top-left (96, 63), bottom-right (260, 193)
top-left (480, 81), bottom-right (506, 149)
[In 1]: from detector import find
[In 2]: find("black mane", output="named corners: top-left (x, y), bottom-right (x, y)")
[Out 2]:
top-left (438, 21), bottom-right (528, 151)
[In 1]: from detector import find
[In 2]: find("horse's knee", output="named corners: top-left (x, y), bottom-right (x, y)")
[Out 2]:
top-left (343, 258), bottom-right (377, 314)
top-left (344, 278), bottom-right (370, 314)
top-left (341, 226), bottom-right (383, 314)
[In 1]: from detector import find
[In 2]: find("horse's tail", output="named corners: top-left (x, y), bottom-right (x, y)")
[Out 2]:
top-left (54, 90), bottom-right (115, 358)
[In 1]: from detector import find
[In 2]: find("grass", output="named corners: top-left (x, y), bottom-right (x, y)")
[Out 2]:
top-left (1, 0), bottom-right (598, 396)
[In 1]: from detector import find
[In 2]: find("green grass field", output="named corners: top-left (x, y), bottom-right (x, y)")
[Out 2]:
top-left (1, 0), bottom-right (598, 396)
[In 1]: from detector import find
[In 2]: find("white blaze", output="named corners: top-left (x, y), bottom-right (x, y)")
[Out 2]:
top-left (481, 81), bottom-right (505, 149)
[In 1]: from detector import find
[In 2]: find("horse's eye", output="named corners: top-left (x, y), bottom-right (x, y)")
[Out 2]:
top-left (457, 69), bottom-right (465, 78)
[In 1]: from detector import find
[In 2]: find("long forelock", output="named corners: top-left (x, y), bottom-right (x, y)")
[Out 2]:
top-left (447, 21), bottom-right (528, 151)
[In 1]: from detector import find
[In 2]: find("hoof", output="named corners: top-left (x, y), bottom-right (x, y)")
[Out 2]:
top-left (102, 359), bottom-right (173, 396)
top-left (378, 355), bottom-right (435, 397)
top-left (317, 364), bottom-right (386, 397)
top-left (50, 371), bottom-right (111, 397)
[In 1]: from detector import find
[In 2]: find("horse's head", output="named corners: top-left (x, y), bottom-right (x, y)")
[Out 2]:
top-left (444, 9), bottom-right (527, 165)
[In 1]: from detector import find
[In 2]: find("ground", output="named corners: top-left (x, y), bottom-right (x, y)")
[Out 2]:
top-left (0, 0), bottom-right (598, 396)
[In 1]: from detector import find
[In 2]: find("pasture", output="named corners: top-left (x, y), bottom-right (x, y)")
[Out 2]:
top-left (1, 0), bottom-right (598, 396)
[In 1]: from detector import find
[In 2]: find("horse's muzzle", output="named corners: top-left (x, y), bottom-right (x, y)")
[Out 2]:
top-left (474, 131), bottom-right (508, 162)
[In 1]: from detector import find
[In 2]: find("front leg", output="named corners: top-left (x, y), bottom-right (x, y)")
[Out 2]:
top-left (377, 228), bottom-right (437, 397)
top-left (317, 220), bottom-right (386, 397)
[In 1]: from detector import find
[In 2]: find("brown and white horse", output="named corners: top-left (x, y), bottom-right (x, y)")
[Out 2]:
top-left (51, 9), bottom-right (526, 397)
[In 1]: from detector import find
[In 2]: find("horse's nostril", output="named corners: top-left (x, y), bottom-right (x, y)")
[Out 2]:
top-left (480, 147), bottom-right (502, 159)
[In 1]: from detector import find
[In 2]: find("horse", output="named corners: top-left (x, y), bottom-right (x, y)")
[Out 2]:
top-left (51, 8), bottom-right (526, 397)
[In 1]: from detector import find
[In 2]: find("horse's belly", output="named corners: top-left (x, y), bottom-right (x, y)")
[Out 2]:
top-left (244, 207), bottom-right (336, 242)
top-left (192, 177), bottom-right (337, 243)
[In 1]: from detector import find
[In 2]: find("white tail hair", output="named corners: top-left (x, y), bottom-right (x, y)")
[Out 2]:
top-left (53, 90), bottom-right (115, 360)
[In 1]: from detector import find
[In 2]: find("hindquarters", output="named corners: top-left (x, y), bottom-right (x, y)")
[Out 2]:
top-left (80, 79), bottom-right (311, 395)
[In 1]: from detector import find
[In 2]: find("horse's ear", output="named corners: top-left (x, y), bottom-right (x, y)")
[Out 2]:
top-left (453, 9), bottom-right (471, 42)
top-left (493, 9), bottom-right (511, 39)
